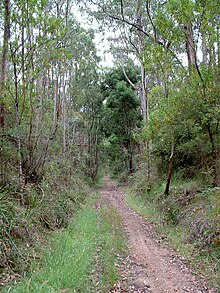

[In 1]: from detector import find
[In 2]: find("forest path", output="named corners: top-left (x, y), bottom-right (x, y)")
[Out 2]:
top-left (99, 177), bottom-right (214, 293)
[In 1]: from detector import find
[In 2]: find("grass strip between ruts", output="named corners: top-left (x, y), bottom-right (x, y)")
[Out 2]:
top-left (97, 207), bottom-right (125, 291)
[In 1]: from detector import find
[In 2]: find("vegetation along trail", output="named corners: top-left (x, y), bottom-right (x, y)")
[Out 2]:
top-left (100, 178), bottom-right (216, 293)
top-left (0, 0), bottom-right (219, 291)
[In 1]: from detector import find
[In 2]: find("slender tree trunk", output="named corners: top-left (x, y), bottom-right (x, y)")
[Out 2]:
top-left (140, 64), bottom-right (147, 122)
top-left (26, 17), bottom-right (35, 184)
top-left (50, 66), bottom-right (61, 140)
top-left (164, 141), bottom-right (174, 195)
top-left (129, 153), bottom-right (133, 174)
top-left (62, 75), bottom-right (67, 153)
top-left (217, 27), bottom-right (220, 82)
top-left (0, 0), bottom-right (10, 128)
top-left (91, 123), bottom-right (99, 179)
top-left (11, 49), bottom-right (24, 202)
top-left (138, 41), bottom-right (147, 122)
top-left (0, 0), bottom-right (10, 181)
top-left (207, 124), bottom-right (219, 187)
top-left (136, 1), bottom-right (153, 182)
top-left (136, 1), bottom-right (147, 122)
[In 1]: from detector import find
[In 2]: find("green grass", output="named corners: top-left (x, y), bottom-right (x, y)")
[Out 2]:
top-left (158, 225), bottom-right (194, 258)
top-left (4, 206), bottom-right (99, 293)
top-left (3, 193), bottom-right (126, 293)
top-left (98, 207), bottom-right (125, 291)
top-left (125, 192), bottom-right (162, 224)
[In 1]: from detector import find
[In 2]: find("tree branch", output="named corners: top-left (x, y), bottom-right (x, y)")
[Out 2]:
top-left (120, 0), bottom-right (125, 21)
top-left (89, 0), bottom-right (185, 68)
top-left (145, 0), bottom-right (157, 41)
top-left (121, 64), bottom-right (137, 90)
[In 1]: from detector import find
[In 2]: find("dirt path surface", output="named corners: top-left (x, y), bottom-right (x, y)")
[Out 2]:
top-left (99, 178), bottom-right (216, 293)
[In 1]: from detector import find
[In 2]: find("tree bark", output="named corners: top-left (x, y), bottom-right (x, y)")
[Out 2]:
top-left (184, 23), bottom-right (196, 70)
top-left (11, 48), bottom-right (24, 202)
top-left (62, 74), bottom-right (67, 153)
top-left (140, 64), bottom-right (148, 122)
top-left (217, 27), bottom-right (220, 82)
top-left (207, 123), bottom-right (219, 187)
top-left (164, 141), bottom-right (174, 195)
top-left (136, 0), bottom-right (148, 122)
top-left (0, 0), bottom-right (10, 128)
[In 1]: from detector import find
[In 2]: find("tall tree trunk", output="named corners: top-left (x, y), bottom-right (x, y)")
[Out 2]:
top-left (11, 49), bottom-right (24, 202)
top-left (140, 64), bottom-right (147, 122)
top-left (26, 15), bottom-right (35, 185)
top-left (0, 0), bottom-right (10, 128)
top-left (136, 1), bottom-right (147, 122)
top-left (184, 23), bottom-right (196, 70)
top-left (136, 0), bottom-right (152, 182)
top-left (217, 27), bottom-right (220, 82)
top-left (62, 75), bottom-right (67, 153)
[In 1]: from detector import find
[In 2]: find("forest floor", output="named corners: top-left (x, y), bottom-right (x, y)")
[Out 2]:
top-left (99, 177), bottom-right (217, 293)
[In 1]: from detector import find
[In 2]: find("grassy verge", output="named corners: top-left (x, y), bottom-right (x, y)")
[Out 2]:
top-left (3, 194), bottom-right (125, 293)
top-left (125, 192), bottom-right (161, 225)
top-left (3, 203), bottom-right (99, 292)
top-left (0, 163), bottom-right (90, 284)
top-left (125, 187), bottom-right (220, 290)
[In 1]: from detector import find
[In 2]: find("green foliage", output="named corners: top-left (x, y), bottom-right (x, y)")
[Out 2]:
top-left (141, 69), bottom-right (220, 181)
top-left (100, 66), bottom-right (142, 175)
top-left (1, 0), bottom-right (220, 289)
top-left (3, 195), bottom-right (126, 293)
top-left (4, 205), bottom-right (99, 293)
top-left (0, 0), bottom-right (104, 283)
top-left (0, 155), bottom-right (91, 288)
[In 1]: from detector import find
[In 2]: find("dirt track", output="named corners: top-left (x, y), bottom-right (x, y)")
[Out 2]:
top-left (99, 178), bottom-right (216, 293)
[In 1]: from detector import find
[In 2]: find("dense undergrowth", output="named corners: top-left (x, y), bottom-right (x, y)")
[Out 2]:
top-left (0, 158), bottom-right (89, 288)
top-left (125, 171), bottom-right (220, 289)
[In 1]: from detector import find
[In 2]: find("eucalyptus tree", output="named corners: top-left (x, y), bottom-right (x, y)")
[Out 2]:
top-left (0, 0), bottom-right (10, 184)
top-left (155, 0), bottom-right (220, 187)
top-left (0, 0), bottom-right (10, 129)
top-left (76, 0), bottom-right (151, 121)
top-left (0, 0), bottom-right (102, 192)
top-left (74, 0), bottom-right (183, 183)
top-left (76, 0), bottom-right (220, 187)
top-left (4, 0), bottom-right (72, 186)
